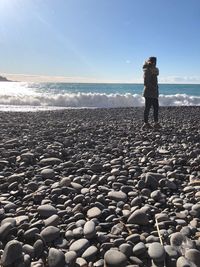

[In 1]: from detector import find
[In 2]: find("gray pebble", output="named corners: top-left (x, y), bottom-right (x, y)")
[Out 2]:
top-left (83, 220), bottom-right (96, 239)
top-left (148, 242), bottom-right (165, 262)
top-left (69, 238), bottom-right (90, 256)
top-left (37, 204), bottom-right (57, 218)
top-left (40, 226), bottom-right (60, 243)
top-left (104, 249), bottom-right (127, 267)
top-left (1, 240), bottom-right (23, 266)
top-left (48, 248), bottom-right (65, 267)
top-left (127, 209), bottom-right (149, 225)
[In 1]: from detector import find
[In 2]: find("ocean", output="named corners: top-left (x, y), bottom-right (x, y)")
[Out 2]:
top-left (0, 82), bottom-right (200, 111)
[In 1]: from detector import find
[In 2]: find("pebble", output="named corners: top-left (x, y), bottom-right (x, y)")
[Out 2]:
top-left (108, 191), bottom-right (127, 202)
top-left (132, 242), bottom-right (146, 256)
top-left (176, 256), bottom-right (195, 267)
top-left (65, 251), bottom-right (77, 265)
top-left (37, 204), bottom-right (58, 218)
top-left (127, 209), bottom-right (149, 225)
top-left (83, 220), bottom-right (96, 239)
top-left (104, 249), bottom-right (127, 267)
top-left (81, 245), bottom-right (98, 261)
top-left (148, 242), bottom-right (165, 262)
top-left (185, 249), bottom-right (200, 266)
top-left (87, 207), bottom-right (102, 219)
top-left (69, 238), bottom-right (90, 256)
top-left (1, 240), bottom-right (23, 266)
top-left (40, 226), bottom-right (60, 243)
top-left (48, 248), bottom-right (65, 267)
top-left (170, 232), bottom-right (185, 246)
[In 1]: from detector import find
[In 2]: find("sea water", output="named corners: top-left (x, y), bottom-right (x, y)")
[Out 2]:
top-left (0, 82), bottom-right (200, 111)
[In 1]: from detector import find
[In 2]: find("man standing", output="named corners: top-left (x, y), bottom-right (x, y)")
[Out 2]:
top-left (141, 56), bottom-right (161, 130)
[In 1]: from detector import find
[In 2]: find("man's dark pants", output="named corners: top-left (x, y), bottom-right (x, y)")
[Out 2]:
top-left (144, 97), bottom-right (159, 123)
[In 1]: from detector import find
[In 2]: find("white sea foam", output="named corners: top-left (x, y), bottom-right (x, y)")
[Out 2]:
top-left (0, 91), bottom-right (200, 111)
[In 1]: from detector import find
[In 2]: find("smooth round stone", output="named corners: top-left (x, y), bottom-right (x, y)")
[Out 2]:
top-left (104, 249), bottom-right (127, 267)
top-left (146, 235), bottom-right (160, 243)
top-left (22, 244), bottom-right (34, 258)
top-left (93, 259), bottom-right (104, 267)
top-left (37, 204), bottom-right (57, 218)
top-left (192, 204), bottom-right (200, 212)
top-left (40, 226), bottom-right (60, 243)
top-left (176, 256), bottom-right (194, 267)
top-left (1, 240), bottom-right (23, 266)
top-left (132, 242), bottom-right (146, 256)
top-left (130, 196), bottom-right (142, 207)
top-left (170, 232), bottom-right (185, 246)
top-left (119, 243), bottom-right (133, 258)
top-left (82, 245), bottom-right (98, 261)
top-left (185, 249), bottom-right (200, 266)
top-left (69, 238), bottom-right (90, 256)
top-left (39, 157), bottom-right (62, 166)
top-left (41, 168), bottom-right (55, 179)
top-left (126, 233), bottom-right (140, 243)
top-left (24, 227), bottom-right (40, 240)
top-left (87, 207), bottom-right (102, 219)
top-left (180, 226), bottom-right (192, 237)
top-left (111, 168), bottom-right (120, 176)
top-left (24, 254), bottom-right (31, 267)
top-left (65, 251), bottom-right (77, 265)
top-left (83, 220), bottom-right (96, 239)
top-left (0, 222), bottom-right (13, 240)
top-left (76, 257), bottom-right (88, 267)
top-left (148, 242), bottom-right (165, 262)
top-left (127, 209), bottom-right (149, 225)
top-left (1, 218), bottom-right (16, 227)
top-left (33, 240), bottom-right (44, 259)
top-left (164, 245), bottom-right (179, 259)
top-left (59, 177), bottom-right (71, 186)
top-left (108, 191), bottom-right (127, 202)
top-left (48, 248), bottom-right (65, 267)
top-left (155, 213), bottom-right (169, 222)
top-left (73, 227), bottom-right (83, 238)
top-left (44, 214), bottom-right (60, 227)
top-left (151, 190), bottom-right (162, 200)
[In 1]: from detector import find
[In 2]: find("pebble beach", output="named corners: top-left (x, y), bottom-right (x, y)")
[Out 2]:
top-left (0, 106), bottom-right (200, 267)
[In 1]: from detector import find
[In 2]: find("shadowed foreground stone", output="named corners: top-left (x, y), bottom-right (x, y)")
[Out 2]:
top-left (48, 248), bottom-right (65, 267)
top-left (1, 240), bottom-right (23, 266)
top-left (127, 209), bottom-right (149, 225)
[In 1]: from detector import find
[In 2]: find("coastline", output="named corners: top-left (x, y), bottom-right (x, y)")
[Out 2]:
top-left (0, 106), bottom-right (200, 266)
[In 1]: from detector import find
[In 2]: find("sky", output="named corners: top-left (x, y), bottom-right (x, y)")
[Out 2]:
top-left (0, 0), bottom-right (200, 83)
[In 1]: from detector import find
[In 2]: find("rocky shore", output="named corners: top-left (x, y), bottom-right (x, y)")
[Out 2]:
top-left (0, 106), bottom-right (200, 267)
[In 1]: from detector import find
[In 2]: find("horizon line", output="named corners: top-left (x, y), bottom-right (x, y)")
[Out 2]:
top-left (1, 72), bottom-right (200, 85)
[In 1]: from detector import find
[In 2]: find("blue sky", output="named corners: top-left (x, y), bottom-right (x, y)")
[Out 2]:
top-left (0, 0), bottom-right (200, 83)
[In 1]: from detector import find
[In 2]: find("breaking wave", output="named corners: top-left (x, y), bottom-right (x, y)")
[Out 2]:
top-left (0, 92), bottom-right (200, 110)
top-left (0, 93), bottom-right (200, 108)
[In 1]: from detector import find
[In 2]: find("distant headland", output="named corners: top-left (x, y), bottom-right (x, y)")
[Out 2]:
top-left (0, 75), bottom-right (12, 82)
